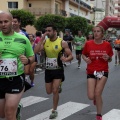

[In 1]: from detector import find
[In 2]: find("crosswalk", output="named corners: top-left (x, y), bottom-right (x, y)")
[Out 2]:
top-left (19, 96), bottom-right (120, 120)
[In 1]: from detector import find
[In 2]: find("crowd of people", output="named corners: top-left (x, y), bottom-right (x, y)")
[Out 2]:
top-left (0, 11), bottom-right (119, 120)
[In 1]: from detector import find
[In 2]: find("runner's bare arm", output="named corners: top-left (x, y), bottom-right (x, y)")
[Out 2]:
top-left (19, 55), bottom-right (35, 65)
top-left (61, 40), bottom-right (73, 62)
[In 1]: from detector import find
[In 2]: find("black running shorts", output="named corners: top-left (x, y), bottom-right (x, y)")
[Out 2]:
top-left (75, 50), bottom-right (82, 55)
top-left (45, 69), bottom-right (65, 83)
top-left (0, 73), bottom-right (25, 99)
top-left (87, 72), bottom-right (108, 79)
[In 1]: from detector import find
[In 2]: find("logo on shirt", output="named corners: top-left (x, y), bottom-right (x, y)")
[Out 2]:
top-left (12, 89), bottom-right (20, 92)
top-left (55, 45), bottom-right (58, 49)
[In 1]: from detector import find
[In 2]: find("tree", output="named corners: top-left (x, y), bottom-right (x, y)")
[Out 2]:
top-left (10, 9), bottom-right (35, 27)
top-left (65, 16), bottom-right (88, 35)
top-left (34, 14), bottom-right (66, 32)
top-left (86, 24), bottom-right (94, 36)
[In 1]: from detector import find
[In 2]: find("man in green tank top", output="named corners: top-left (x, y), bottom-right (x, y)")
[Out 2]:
top-left (0, 11), bottom-right (34, 120)
top-left (35, 24), bottom-right (73, 119)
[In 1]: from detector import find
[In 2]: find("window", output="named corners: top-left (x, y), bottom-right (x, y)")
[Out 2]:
top-left (29, 3), bottom-right (32, 7)
top-left (8, 2), bottom-right (18, 8)
top-left (55, 3), bottom-right (59, 14)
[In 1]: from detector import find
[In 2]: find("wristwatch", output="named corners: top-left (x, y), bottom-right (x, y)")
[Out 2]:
top-left (25, 58), bottom-right (30, 65)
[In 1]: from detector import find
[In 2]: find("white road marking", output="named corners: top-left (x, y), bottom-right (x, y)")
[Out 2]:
top-left (20, 96), bottom-right (49, 107)
top-left (27, 101), bottom-right (89, 120)
top-left (103, 109), bottom-right (120, 120)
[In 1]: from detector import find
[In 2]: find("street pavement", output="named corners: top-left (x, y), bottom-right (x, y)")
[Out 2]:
top-left (18, 50), bottom-right (120, 120)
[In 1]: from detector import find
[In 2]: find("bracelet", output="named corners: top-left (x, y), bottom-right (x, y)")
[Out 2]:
top-left (25, 58), bottom-right (30, 65)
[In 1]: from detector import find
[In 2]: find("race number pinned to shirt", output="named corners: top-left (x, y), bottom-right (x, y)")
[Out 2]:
top-left (94, 71), bottom-right (104, 79)
top-left (46, 57), bottom-right (58, 69)
top-left (0, 58), bottom-right (17, 76)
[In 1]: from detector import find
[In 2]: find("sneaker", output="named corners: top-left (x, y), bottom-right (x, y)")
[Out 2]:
top-left (16, 103), bottom-right (23, 120)
top-left (49, 110), bottom-right (58, 119)
top-left (58, 82), bottom-right (62, 93)
top-left (78, 66), bottom-right (81, 69)
top-left (31, 83), bottom-right (35, 87)
top-left (36, 68), bottom-right (42, 72)
top-left (63, 63), bottom-right (67, 67)
top-left (96, 115), bottom-right (102, 120)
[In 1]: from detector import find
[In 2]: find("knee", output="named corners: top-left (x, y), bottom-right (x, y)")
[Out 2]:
top-left (94, 91), bottom-right (101, 98)
top-left (5, 107), bottom-right (16, 119)
top-left (46, 90), bottom-right (52, 94)
top-left (52, 88), bottom-right (58, 95)
top-left (88, 94), bottom-right (95, 100)
top-left (76, 56), bottom-right (78, 60)
top-left (24, 71), bottom-right (30, 75)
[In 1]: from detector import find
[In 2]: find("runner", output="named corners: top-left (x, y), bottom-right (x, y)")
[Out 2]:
top-left (12, 15), bottom-right (32, 120)
top-left (82, 26), bottom-right (113, 120)
top-left (113, 35), bottom-right (120, 65)
top-left (87, 31), bottom-right (94, 41)
top-left (34, 24), bottom-right (73, 119)
top-left (73, 30), bottom-right (86, 69)
top-left (28, 33), bottom-right (37, 87)
top-left (63, 29), bottom-right (73, 66)
top-left (0, 11), bottom-right (34, 120)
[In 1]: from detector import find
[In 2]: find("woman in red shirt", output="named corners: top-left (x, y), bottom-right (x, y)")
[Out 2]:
top-left (82, 26), bottom-right (113, 120)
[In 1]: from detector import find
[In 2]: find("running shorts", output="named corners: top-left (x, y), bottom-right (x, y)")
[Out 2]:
top-left (45, 69), bottom-right (65, 83)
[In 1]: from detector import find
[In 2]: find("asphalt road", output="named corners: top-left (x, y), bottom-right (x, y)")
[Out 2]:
top-left (19, 50), bottom-right (120, 120)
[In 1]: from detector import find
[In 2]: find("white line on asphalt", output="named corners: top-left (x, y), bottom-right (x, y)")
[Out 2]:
top-left (20, 96), bottom-right (49, 107)
top-left (103, 109), bottom-right (120, 120)
top-left (26, 101), bottom-right (89, 120)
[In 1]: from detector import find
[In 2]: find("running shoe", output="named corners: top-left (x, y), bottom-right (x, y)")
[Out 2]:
top-left (63, 63), bottom-right (67, 67)
top-left (31, 82), bottom-right (35, 87)
top-left (49, 110), bottom-right (58, 119)
top-left (16, 103), bottom-right (23, 120)
top-left (96, 115), bottom-right (102, 120)
top-left (78, 66), bottom-right (81, 69)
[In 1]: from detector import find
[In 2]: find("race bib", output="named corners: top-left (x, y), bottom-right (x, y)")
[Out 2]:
top-left (115, 44), bottom-right (120, 48)
top-left (46, 58), bottom-right (58, 69)
top-left (0, 58), bottom-right (17, 76)
top-left (94, 71), bottom-right (104, 79)
top-left (77, 42), bottom-right (82, 45)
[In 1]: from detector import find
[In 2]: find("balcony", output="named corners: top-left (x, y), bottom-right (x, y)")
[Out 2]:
top-left (70, 0), bottom-right (91, 11)
top-left (26, 8), bottom-right (67, 16)
top-left (118, 7), bottom-right (120, 12)
top-left (118, 1), bottom-right (120, 6)
top-left (26, 8), bottom-right (51, 16)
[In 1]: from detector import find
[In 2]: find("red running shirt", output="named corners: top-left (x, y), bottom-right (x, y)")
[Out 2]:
top-left (82, 40), bottom-right (113, 74)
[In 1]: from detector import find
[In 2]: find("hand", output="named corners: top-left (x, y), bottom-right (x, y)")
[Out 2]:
top-left (60, 56), bottom-right (67, 62)
top-left (41, 32), bottom-right (47, 41)
top-left (84, 57), bottom-right (91, 64)
top-left (19, 55), bottom-right (28, 65)
top-left (102, 54), bottom-right (110, 61)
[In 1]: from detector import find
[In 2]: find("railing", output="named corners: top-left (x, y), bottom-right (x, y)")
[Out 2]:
top-left (71, 0), bottom-right (91, 10)
top-left (26, 8), bottom-right (67, 16)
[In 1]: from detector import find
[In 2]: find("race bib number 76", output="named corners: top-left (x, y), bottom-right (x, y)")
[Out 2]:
top-left (0, 58), bottom-right (17, 76)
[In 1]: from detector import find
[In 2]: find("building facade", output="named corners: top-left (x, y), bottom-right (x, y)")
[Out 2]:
top-left (114, 0), bottom-right (120, 17)
top-left (0, 0), bottom-right (93, 33)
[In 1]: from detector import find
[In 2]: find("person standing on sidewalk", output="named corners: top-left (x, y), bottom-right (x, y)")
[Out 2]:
top-left (34, 24), bottom-right (73, 119)
top-left (82, 26), bottom-right (113, 120)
